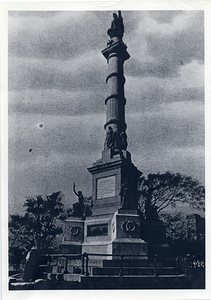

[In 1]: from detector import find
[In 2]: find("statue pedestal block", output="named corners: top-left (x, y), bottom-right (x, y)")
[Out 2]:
top-left (111, 238), bottom-right (148, 258)
top-left (88, 150), bottom-right (142, 217)
top-left (60, 214), bottom-right (168, 261)
top-left (59, 218), bottom-right (84, 254)
top-left (81, 210), bottom-right (148, 259)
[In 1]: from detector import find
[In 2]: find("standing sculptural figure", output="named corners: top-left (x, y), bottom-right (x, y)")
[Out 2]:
top-left (119, 178), bottom-right (135, 210)
top-left (72, 182), bottom-right (85, 217)
top-left (120, 131), bottom-right (128, 150)
top-left (73, 182), bottom-right (84, 206)
top-left (105, 126), bottom-right (118, 151)
top-left (107, 11), bottom-right (124, 38)
top-left (105, 126), bottom-right (113, 149)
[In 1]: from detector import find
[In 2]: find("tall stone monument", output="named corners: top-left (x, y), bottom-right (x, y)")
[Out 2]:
top-left (61, 12), bottom-right (166, 258)
top-left (88, 11), bottom-right (142, 216)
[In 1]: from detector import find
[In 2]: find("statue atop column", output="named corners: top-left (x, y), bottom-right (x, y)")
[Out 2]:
top-left (107, 11), bottom-right (124, 38)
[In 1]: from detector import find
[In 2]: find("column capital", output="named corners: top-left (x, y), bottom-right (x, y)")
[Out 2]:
top-left (101, 41), bottom-right (130, 61)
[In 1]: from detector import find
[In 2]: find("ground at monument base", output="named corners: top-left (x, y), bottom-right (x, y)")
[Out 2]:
top-left (9, 273), bottom-right (205, 290)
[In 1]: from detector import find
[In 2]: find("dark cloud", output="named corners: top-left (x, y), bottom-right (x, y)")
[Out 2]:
top-left (127, 103), bottom-right (204, 152)
top-left (9, 112), bottom-right (104, 212)
top-left (9, 11), bottom-right (62, 18)
top-left (8, 11), bottom-right (111, 60)
top-left (126, 11), bottom-right (204, 79)
top-left (9, 89), bottom-right (106, 116)
top-left (9, 52), bottom-right (106, 91)
top-left (124, 73), bottom-right (204, 115)
top-left (133, 145), bottom-right (204, 185)
top-left (147, 11), bottom-right (184, 24)
top-left (145, 28), bottom-right (204, 72)
top-left (169, 87), bottom-right (204, 103)
top-left (126, 58), bottom-right (180, 78)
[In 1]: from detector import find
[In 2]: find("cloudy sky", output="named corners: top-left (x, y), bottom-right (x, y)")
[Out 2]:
top-left (8, 10), bottom-right (204, 215)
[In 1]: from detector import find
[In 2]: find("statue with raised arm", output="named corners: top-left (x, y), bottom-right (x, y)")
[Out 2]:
top-left (107, 11), bottom-right (124, 38)
top-left (73, 182), bottom-right (84, 205)
top-left (72, 182), bottom-right (85, 217)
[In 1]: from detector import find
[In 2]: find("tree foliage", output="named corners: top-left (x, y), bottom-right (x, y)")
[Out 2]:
top-left (161, 212), bottom-right (205, 258)
top-left (9, 191), bottom-right (65, 254)
top-left (137, 172), bottom-right (205, 215)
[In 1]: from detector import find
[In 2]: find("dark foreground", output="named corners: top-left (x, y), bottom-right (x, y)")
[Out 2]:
top-left (9, 273), bottom-right (205, 290)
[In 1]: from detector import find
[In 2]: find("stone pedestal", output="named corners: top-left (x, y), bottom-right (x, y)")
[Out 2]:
top-left (59, 218), bottom-right (84, 254)
top-left (60, 147), bottom-right (147, 258)
top-left (82, 209), bottom-right (148, 258)
top-left (87, 149), bottom-right (142, 217)
top-left (61, 209), bottom-right (148, 259)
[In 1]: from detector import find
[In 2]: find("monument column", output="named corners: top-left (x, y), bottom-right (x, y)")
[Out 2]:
top-left (102, 11), bottom-right (130, 152)
top-left (88, 11), bottom-right (142, 216)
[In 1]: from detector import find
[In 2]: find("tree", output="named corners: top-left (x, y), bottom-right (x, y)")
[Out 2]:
top-left (161, 212), bottom-right (205, 258)
top-left (137, 172), bottom-right (205, 217)
top-left (9, 191), bottom-right (65, 256)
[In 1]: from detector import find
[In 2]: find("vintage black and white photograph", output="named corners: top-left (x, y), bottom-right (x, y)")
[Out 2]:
top-left (5, 4), bottom-right (206, 294)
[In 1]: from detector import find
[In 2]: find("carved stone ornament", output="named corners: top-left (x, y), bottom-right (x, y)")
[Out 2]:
top-left (120, 220), bottom-right (136, 232)
top-left (69, 226), bottom-right (80, 236)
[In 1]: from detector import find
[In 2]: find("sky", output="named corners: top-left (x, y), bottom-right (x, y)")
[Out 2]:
top-left (8, 10), bottom-right (204, 215)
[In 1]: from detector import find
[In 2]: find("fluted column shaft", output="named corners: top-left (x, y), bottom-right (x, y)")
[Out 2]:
top-left (103, 41), bottom-right (129, 134)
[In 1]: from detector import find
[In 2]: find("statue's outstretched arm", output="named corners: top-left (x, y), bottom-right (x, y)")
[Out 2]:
top-left (73, 182), bottom-right (78, 196)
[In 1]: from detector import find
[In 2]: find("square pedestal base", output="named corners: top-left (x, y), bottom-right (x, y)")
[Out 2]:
top-left (82, 238), bottom-right (148, 260)
top-left (61, 210), bottom-right (149, 259)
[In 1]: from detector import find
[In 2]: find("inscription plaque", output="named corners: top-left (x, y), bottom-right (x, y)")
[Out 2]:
top-left (87, 223), bottom-right (108, 237)
top-left (97, 175), bottom-right (115, 199)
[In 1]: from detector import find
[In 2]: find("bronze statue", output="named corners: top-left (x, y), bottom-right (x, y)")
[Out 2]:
top-left (107, 11), bottom-right (124, 38)
top-left (120, 131), bottom-right (127, 150)
top-left (105, 126), bottom-right (113, 149)
top-left (73, 182), bottom-right (84, 206)
top-left (105, 126), bottom-right (118, 151)
top-left (72, 182), bottom-right (85, 217)
top-left (119, 178), bottom-right (134, 209)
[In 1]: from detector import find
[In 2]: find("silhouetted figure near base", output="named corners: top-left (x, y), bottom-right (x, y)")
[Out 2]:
top-left (23, 246), bottom-right (40, 282)
top-left (145, 199), bottom-right (158, 221)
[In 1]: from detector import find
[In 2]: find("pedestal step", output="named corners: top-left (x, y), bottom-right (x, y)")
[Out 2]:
top-left (80, 275), bottom-right (192, 289)
top-left (92, 267), bottom-right (178, 276)
top-left (102, 259), bottom-right (176, 268)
